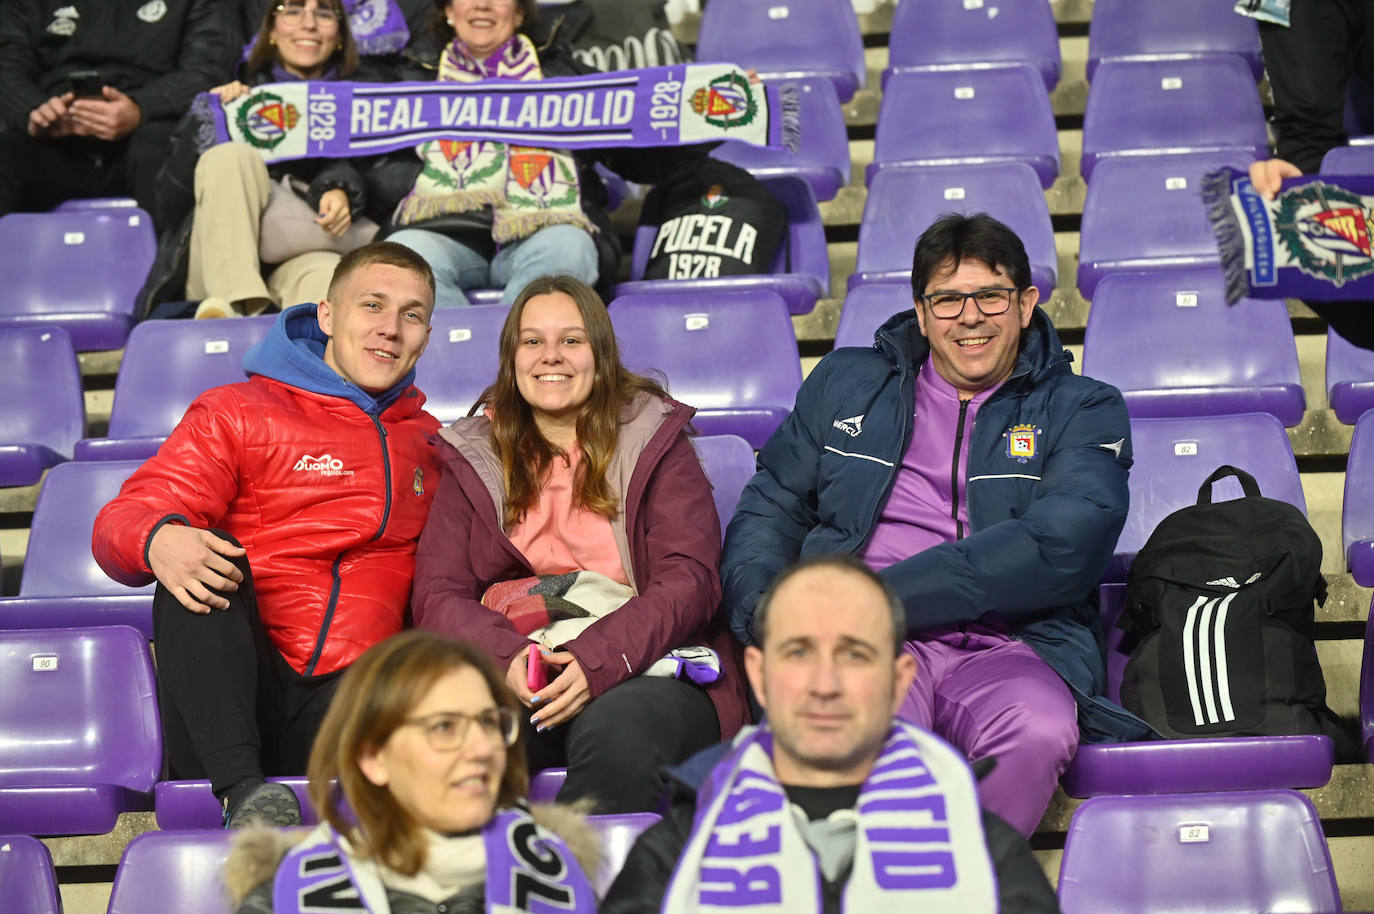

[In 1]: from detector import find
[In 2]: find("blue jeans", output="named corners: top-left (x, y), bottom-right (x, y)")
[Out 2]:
top-left (388, 223), bottom-right (599, 308)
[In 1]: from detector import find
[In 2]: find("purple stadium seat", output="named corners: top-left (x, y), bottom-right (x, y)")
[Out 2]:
top-left (155, 777), bottom-right (316, 830)
top-left (1061, 584), bottom-right (1334, 797)
top-left (411, 304), bottom-right (510, 424)
top-left (0, 625), bottom-right (160, 836)
top-left (1342, 411), bottom-right (1374, 585)
top-left (52, 197), bottom-right (139, 211)
top-left (1364, 609), bottom-right (1374, 760)
top-left (1107, 413), bottom-right (1305, 582)
top-left (868, 66), bottom-right (1060, 189)
top-left (0, 209), bottom-right (156, 351)
top-left (1080, 269), bottom-right (1305, 426)
top-left (0, 460), bottom-right (153, 635)
top-left (529, 767), bottom-right (567, 803)
top-left (587, 813), bottom-right (661, 897)
top-left (74, 316), bottom-right (275, 461)
top-left (885, 0), bottom-right (1060, 91)
top-left (851, 163), bottom-right (1057, 296)
top-left (1078, 150), bottom-right (1259, 300)
top-left (0, 327), bottom-right (84, 487)
top-left (1081, 58), bottom-right (1268, 181)
top-left (0, 836), bottom-right (61, 914)
top-left (610, 290), bottom-right (801, 448)
top-left (1320, 144), bottom-right (1374, 175)
top-left (712, 77), bottom-right (851, 202)
top-left (1057, 791), bottom-right (1339, 913)
top-left (694, 0), bottom-right (865, 102)
top-left (692, 434), bottom-right (757, 537)
top-left (1085, 0), bottom-right (1264, 82)
top-left (617, 174), bottom-right (830, 315)
top-left (467, 288), bottom-right (504, 305)
top-left (833, 283), bottom-right (912, 350)
top-left (1326, 326), bottom-right (1374, 425)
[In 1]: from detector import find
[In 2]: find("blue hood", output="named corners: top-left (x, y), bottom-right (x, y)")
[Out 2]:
top-left (241, 303), bottom-right (416, 416)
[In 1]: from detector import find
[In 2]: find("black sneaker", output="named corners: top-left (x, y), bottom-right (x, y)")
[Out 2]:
top-left (224, 782), bottom-right (303, 829)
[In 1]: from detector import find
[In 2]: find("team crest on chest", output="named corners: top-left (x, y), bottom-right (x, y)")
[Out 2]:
top-left (1004, 424), bottom-right (1041, 463)
top-left (412, 467), bottom-right (425, 496)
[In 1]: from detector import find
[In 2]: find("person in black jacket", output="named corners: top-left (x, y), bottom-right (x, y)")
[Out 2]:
top-left (0, 0), bottom-right (234, 227)
top-left (601, 555), bottom-right (1061, 914)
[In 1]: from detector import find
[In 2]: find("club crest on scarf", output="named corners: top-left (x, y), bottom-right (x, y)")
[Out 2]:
top-left (1274, 182), bottom-right (1374, 287)
top-left (691, 71), bottom-right (757, 131)
top-left (237, 91), bottom-right (300, 152)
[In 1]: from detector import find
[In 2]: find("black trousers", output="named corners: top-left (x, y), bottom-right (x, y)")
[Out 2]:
top-left (1259, 0), bottom-right (1374, 173)
top-left (0, 120), bottom-right (176, 230)
top-left (151, 535), bottom-right (342, 796)
top-left (522, 675), bottom-right (720, 814)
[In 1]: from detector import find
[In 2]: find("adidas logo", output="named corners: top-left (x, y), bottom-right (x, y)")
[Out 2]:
top-left (1204, 572), bottom-right (1263, 589)
top-left (292, 454), bottom-right (354, 477)
top-left (832, 414), bottom-right (864, 438)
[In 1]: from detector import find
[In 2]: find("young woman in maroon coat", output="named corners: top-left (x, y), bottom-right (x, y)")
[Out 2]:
top-left (410, 275), bottom-right (748, 813)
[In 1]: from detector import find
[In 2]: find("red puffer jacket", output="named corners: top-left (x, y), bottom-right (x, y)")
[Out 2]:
top-left (94, 375), bottom-right (442, 675)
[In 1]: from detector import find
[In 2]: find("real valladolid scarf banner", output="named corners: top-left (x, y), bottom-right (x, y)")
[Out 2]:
top-left (1203, 166), bottom-right (1374, 303)
top-left (207, 64), bottom-right (799, 164)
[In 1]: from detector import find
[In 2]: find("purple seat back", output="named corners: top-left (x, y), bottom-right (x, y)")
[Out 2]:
top-left (0, 209), bottom-right (155, 351)
top-left (411, 304), bottom-right (510, 424)
top-left (155, 777), bottom-right (317, 830)
top-left (108, 828), bottom-right (310, 914)
top-left (885, 0), bottom-right (1060, 90)
top-left (529, 767), bottom-right (567, 803)
top-left (834, 283), bottom-right (913, 351)
top-left (1058, 791), bottom-right (1339, 914)
top-left (869, 66), bottom-right (1060, 188)
top-left (695, 0), bottom-right (865, 102)
top-left (621, 174), bottom-right (829, 315)
top-left (1086, 0), bottom-right (1263, 82)
top-left (75, 316), bottom-right (275, 461)
top-left (1078, 150), bottom-right (1258, 300)
top-left (1326, 325), bottom-right (1374, 425)
top-left (1081, 58), bottom-right (1268, 180)
top-left (1343, 411), bottom-right (1374, 585)
top-left (0, 626), bottom-right (160, 835)
top-left (712, 77), bottom-right (851, 201)
top-left (587, 813), bottom-right (661, 897)
top-left (1320, 144), bottom-right (1374, 175)
top-left (0, 836), bottom-right (61, 914)
top-left (53, 197), bottom-right (138, 211)
top-left (0, 326), bottom-right (83, 487)
top-left (692, 434), bottom-right (757, 539)
top-left (1110, 413), bottom-right (1305, 581)
top-left (610, 290), bottom-right (801, 449)
top-left (1080, 269), bottom-right (1304, 426)
top-left (852, 163), bottom-right (1057, 296)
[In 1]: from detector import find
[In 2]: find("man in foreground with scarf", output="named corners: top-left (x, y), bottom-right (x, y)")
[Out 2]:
top-left (601, 555), bottom-right (1059, 914)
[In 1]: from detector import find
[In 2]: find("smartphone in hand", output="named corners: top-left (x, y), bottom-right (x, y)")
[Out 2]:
top-left (526, 643), bottom-right (549, 691)
top-left (67, 70), bottom-right (103, 99)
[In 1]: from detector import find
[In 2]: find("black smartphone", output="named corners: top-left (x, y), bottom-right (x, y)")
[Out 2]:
top-left (67, 70), bottom-right (103, 99)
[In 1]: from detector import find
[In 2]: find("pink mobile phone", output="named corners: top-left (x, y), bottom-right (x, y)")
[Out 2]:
top-left (526, 643), bottom-right (549, 691)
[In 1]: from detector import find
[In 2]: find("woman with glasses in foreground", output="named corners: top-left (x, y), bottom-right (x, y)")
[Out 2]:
top-left (226, 630), bottom-right (601, 913)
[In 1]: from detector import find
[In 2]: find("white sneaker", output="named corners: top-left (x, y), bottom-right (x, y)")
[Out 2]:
top-left (194, 297), bottom-right (238, 320)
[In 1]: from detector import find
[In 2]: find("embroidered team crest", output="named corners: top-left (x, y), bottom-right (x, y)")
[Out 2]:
top-left (137, 0), bottom-right (167, 22)
top-left (47, 7), bottom-right (77, 35)
top-left (1274, 181), bottom-right (1374, 287)
top-left (413, 467), bottom-right (425, 496)
top-left (701, 184), bottom-right (728, 209)
top-left (235, 91), bottom-right (300, 152)
top-left (689, 71), bottom-right (757, 131)
top-left (1004, 424), bottom-right (1041, 463)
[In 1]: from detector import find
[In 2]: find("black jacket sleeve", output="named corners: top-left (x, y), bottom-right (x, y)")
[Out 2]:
top-left (0, 0), bottom-right (50, 131)
top-left (982, 810), bottom-right (1062, 913)
top-left (126, 0), bottom-right (237, 123)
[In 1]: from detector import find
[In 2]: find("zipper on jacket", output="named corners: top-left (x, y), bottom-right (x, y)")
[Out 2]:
top-left (951, 399), bottom-right (971, 541)
top-left (369, 415), bottom-right (393, 541)
top-left (304, 555), bottom-right (345, 677)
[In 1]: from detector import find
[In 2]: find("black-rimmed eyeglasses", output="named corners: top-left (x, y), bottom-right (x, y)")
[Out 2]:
top-left (920, 287), bottom-right (1020, 320)
top-left (401, 707), bottom-right (519, 751)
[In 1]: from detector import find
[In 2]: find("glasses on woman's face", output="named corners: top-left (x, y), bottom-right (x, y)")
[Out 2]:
top-left (275, 2), bottom-right (341, 25)
top-left (402, 706), bottom-right (519, 751)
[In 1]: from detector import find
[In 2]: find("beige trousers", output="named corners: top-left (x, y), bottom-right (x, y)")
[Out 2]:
top-left (186, 143), bottom-right (341, 308)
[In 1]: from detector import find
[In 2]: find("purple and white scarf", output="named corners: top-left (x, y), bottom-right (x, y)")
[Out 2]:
top-left (1203, 166), bottom-right (1374, 303)
top-left (271, 805), bottom-right (597, 913)
top-left (661, 722), bottom-right (996, 914)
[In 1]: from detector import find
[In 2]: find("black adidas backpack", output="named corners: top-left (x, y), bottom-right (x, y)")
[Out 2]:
top-left (1118, 465), bottom-right (1358, 760)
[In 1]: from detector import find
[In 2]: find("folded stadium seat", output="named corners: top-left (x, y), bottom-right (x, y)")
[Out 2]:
top-left (712, 76), bottom-right (851, 202)
top-left (0, 625), bottom-right (160, 836)
top-left (1080, 58), bottom-right (1268, 182)
top-left (0, 460), bottom-right (153, 635)
top-left (694, 0), bottom-right (866, 102)
top-left (0, 835), bottom-right (61, 914)
top-left (587, 813), bottom-right (662, 897)
top-left (884, 0), bottom-right (1060, 91)
top-left (0, 208), bottom-right (156, 351)
top-left (1342, 411), bottom-right (1374, 586)
top-left (608, 290), bottom-right (802, 449)
top-left (1105, 413), bottom-right (1306, 583)
top-left (410, 304), bottom-right (509, 425)
top-left (833, 282), bottom-right (913, 350)
top-left (107, 828), bottom-right (309, 914)
top-left (867, 66), bottom-right (1060, 188)
top-left (52, 197), bottom-right (139, 211)
top-left (154, 777), bottom-right (315, 830)
top-left (1057, 791), bottom-right (1339, 913)
top-left (851, 163), bottom-right (1057, 296)
top-left (691, 434), bottom-right (758, 539)
top-left (1085, 0), bottom-right (1264, 82)
top-left (1077, 150), bottom-right (1259, 300)
top-left (615, 174), bottom-right (829, 316)
top-left (0, 327), bottom-right (84, 487)
top-left (1080, 269), bottom-right (1305, 427)
top-left (1321, 143), bottom-right (1374, 174)
top-left (1326, 326), bottom-right (1374, 425)
top-left (73, 315), bottom-right (275, 461)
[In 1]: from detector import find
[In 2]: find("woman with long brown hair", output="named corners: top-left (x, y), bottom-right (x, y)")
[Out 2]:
top-left (410, 274), bottom-right (749, 813)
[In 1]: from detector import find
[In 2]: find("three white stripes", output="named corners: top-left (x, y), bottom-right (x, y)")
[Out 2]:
top-left (1181, 592), bottom-right (1239, 727)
